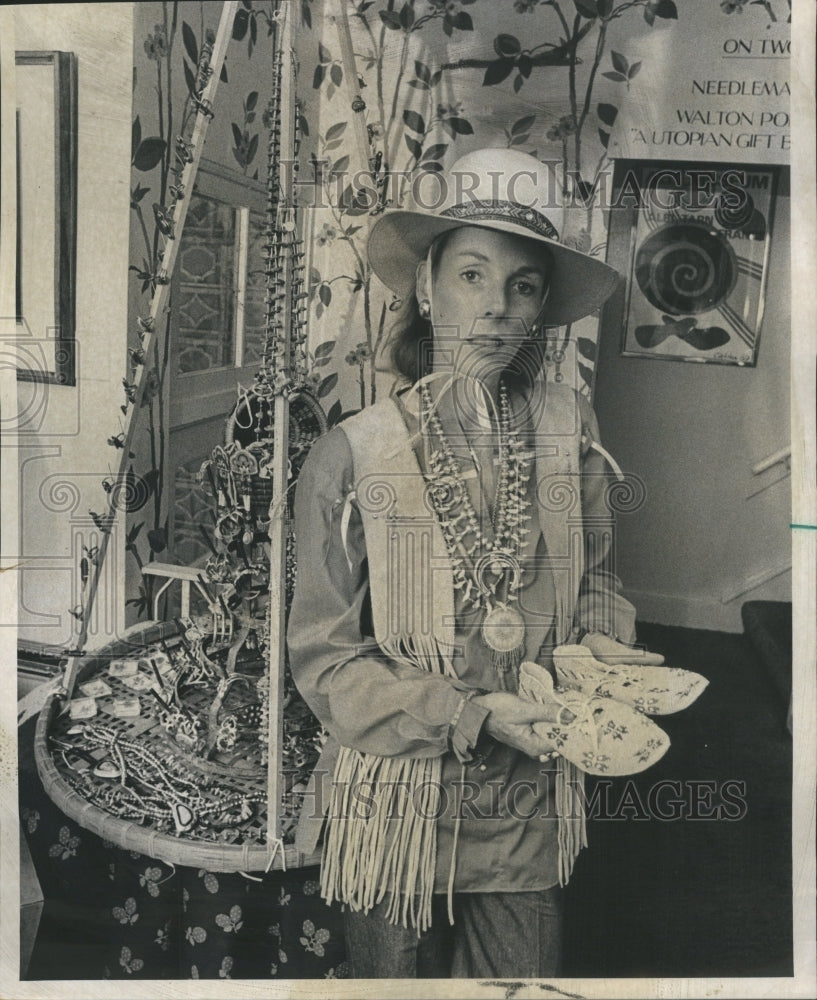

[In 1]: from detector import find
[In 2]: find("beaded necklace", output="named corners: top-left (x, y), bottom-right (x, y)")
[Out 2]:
top-left (420, 380), bottom-right (532, 672)
top-left (77, 723), bottom-right (264, 835)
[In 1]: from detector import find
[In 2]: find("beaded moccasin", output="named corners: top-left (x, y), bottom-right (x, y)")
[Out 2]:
top-left (518, 660), bottom-right (672, 776)
top-left (553, 645), bottom-right (709, 716)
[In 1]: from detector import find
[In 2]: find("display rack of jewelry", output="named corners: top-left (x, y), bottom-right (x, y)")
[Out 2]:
top-left (34, 0), bottom-right (325, 872)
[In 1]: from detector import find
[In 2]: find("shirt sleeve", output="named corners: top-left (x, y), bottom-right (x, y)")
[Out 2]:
top-left (287, 428), bottom-right (489, 761)
top-left (572, 394), bottom-right (638, 645)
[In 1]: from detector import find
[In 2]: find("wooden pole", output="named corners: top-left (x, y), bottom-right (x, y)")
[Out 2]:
top-left (62, 1), bottom-right (239, 701)
top-left (265, 0), bottom-right (294, 846)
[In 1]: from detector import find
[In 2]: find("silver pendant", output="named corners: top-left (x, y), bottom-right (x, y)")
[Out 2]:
top-left (92, 759), bottom-right (121, 780)
top-left (481, 603), bottom-right (526, 654)
top-left (171, 802), bottom-right (196, 833)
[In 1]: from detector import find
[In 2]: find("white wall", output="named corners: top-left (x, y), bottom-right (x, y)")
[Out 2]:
top-left (14, 4), bottom-right (133, 650)
top-left (594, 186), bottom-right (792, 633)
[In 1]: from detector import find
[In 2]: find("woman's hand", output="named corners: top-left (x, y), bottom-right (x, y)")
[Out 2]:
top-left (580, 632), bottom-right (665, 666)
top-left (472, 691), bottom-right (571, 761)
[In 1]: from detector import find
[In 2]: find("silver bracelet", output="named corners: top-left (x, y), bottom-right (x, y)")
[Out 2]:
top-left (450, 688), bottom-right (481, 730)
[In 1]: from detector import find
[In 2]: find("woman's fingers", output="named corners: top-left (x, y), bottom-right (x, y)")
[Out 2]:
top-left (483, 716), bottom-right (561, 760)
top-left (509, 701), bottom-right (564, 724)
top-left (581, 634), bottom-right (665, 666)
top-left (517, 726), bottom-right (560, 761)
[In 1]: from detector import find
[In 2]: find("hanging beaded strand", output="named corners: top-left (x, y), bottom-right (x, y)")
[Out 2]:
top-left (290, 101), bottom-right (310, 385)
top-left (258, 1), bottom-right (288, 392)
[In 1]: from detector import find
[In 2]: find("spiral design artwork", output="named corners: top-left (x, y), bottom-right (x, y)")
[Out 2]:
top-left (537, 474), bottom-right (580, 514)
top-left (635, 223), bottom-right (736, 315)
top-left (109, 471), bottom-right (151, 513)
top-left (357, 475), bottom-right (398, 515)
top-left (715, 191), bottom-right (755, 231)
top-left (604, 475), bottom-right (647, 515)
top-left (39, 475), bottom-right (82, 514)
top-left (423, 475), bottom-right (464, 515)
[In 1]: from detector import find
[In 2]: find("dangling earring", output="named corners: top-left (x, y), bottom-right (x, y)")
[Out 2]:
top-left (419, 299), bottom-right (431, 319)
top-left (529, 286), bottom-right (549, 337)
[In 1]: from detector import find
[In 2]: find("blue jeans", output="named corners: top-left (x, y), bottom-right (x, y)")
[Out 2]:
top-left (343, 888), bottom-right (563, 978)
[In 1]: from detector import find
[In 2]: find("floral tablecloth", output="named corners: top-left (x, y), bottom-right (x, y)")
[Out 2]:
top-left (19, 717), bottom-right (349, 981)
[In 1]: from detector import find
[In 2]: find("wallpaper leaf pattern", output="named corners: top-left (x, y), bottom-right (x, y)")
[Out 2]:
top-left (125, 1), bottom-right (276, 620)
top-left (300, 0), bottom-right (679, 413)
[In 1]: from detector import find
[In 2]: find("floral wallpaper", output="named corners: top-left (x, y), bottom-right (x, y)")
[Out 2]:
top-left (121, 0), bottom-right (778, 617)
top-left (297, 0), bottom-right (682, 417)
top-left (124, 1), bottom-right (281, 620)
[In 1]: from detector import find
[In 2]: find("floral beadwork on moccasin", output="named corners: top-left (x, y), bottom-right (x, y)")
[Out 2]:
top-left (519, 660), bottom-right (671, 776)
top-left (553, 645), bottom-right (709, 716)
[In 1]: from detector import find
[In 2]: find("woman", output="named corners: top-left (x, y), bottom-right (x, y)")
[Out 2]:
top-left (287, 148), bottom-right (664, 979)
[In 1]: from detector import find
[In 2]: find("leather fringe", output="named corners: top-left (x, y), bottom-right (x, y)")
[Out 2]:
top-left (556, 757), bottom-right (588, 885)
top-left (319, 636), bottom-right (451, 934)
top-left (320, 638), bottom-right (588, 930)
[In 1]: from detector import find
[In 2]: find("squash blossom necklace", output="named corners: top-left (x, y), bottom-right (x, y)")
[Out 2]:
top-left (420, 380), bottom-right (532, 673)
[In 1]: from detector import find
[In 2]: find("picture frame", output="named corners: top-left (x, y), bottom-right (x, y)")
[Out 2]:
top-left (15, 50), bottom-right (78, 386)
top-left (614, 159), bottom-right (778, 367)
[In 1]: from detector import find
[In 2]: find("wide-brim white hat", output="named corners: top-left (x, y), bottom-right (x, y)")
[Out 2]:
top-left (368, 147), bottom-right (621, 328)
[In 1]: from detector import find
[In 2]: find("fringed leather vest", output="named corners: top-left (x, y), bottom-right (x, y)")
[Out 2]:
top-left (310, 380), bottom-right (594, 930)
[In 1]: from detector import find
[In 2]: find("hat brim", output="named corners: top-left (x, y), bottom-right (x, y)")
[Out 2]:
top-left (367, 209), bottom-right (621, 327)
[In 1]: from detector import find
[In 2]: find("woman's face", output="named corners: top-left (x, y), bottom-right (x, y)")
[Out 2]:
top-left (416, 226), bottom-right (549, 382)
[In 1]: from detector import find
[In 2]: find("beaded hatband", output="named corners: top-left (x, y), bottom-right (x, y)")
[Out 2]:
top-left (440, 199), bottom-right (559, 241)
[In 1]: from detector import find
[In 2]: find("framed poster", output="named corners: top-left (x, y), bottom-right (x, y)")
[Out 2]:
top-left (617, 160), bottom-right (778, 366)
top-left (15, 50), bottom-right (78, 385)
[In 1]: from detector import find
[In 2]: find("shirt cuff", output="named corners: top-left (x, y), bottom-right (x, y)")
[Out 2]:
top-left (449, 691), bottom-right (490, 764)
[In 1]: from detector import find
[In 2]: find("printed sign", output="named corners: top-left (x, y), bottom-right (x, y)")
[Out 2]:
top-left (609, 7), bottom-right (789, 164)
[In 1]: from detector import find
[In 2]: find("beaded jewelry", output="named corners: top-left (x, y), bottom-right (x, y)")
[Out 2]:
top-left (72, 722), bottom-right (265, 835)
top-left (420, 380), bottom-right (532, 672)
top-left (215, 714), bottom-right (238, 752)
